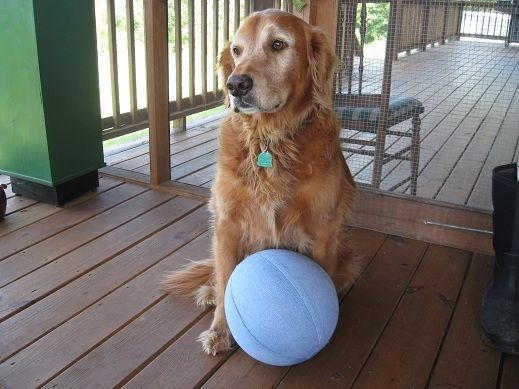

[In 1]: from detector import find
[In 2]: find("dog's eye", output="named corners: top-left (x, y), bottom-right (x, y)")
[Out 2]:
top-left (272, 39), bottom-right (286, 51)
top-left (232, 47), bottom-right (240, 55)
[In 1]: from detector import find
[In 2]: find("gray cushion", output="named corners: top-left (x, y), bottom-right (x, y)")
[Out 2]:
top-left (335, 96), bottom-right (423, 123)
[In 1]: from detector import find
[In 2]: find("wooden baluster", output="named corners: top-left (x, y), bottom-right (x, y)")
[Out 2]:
top-left (223, 0), bottom-right (230, 42)
top-left (336, 0), bottom-right (347, 94)
top-left (345, 1), bottom-right (356, 94)
top-left (493, 5), bottom-right (499, 37)
top-left (213, 0), bottom-right (219, 97)
top-left (358, 0), bottom-right (367, 95)
top-left (201, 0), bottom-right (208, 102)
top-left (126, 0), bottom-right (138, 123)
top-left (174, 0), bottom-right (182, 110)
top-left (107, 0), bottom-right (121, 128)
top-left (394, 0), bottom-right (403, 59)
top-left (234, 0), bottom-right (240, 32)
top-left (486, 4), bottom-right (492, 37)
top-left (188, 0), bottom-right (195, 105)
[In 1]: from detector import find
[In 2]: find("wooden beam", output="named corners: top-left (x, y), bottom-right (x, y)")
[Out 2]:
top-left (293, 0), bottom-right (339, 50)
top-left (353, 189), bottom-right (493, 255)
top-left (144, 0), bottom-right (171, 186)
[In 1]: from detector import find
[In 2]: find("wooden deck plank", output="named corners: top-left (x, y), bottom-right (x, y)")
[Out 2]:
top-left (43, 232), bottom-right (213, 388)
top-left (434, 64), bottom-right (519, 205)
top-left (0, 208), bottom-right (208, 388)
top-left (0, 177), bottom-right (123, 238)
top-left (467, 84), bottom-right (519, 209)
top-left (5, 195), bottom-right (38, 215)
top-left (172, 150), bottom-right (218, 180)
top-left (500, 354), bottom-right (519, 389)
top-left (104, 118), bottom-right (219, 166)
top-left (132, 138), bottom-right (219, 175)
top-left (179, 163), bottom-right (218, 187)
top-left (0, 210), bottom-right (208, 364)
top-left (0, 196), bottom-right (199, 321)
top-left (351, 245), bottom-right (471, 389)
top-left (112, 129), bottom-right (217, 171)
top-left (415, 59), bottom-right (512, 201)
top-left (428, 254), bottom-right (500, 389)
top-left (275, 236), bottom-right (428, 389)
top-left (0, 188), bottom-right (168, 288)
top-left (0, 182), bottom-right (143, 262)
top-left (123, 313), bottom-right (232, 389)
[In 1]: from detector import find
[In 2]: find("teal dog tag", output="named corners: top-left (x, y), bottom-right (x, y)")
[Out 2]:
top-left (257, 151), bottom-right (273, 168)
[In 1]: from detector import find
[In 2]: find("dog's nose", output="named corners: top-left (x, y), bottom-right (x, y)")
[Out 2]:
top-left (226, 74), bottom-right (253, 97)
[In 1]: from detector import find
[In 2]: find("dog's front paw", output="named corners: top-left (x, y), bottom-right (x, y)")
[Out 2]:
top-left (198, 328), bottom-right (233, 356)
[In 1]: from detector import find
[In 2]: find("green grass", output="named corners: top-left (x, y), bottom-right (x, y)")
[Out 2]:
top-left (103, 128), bottom-right (149, 150)
top-left (103, 105), bottom-right (225, 150)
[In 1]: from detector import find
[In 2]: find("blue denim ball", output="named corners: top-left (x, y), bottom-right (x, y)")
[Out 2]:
top-left (224, 249), bottom-right (339, 366)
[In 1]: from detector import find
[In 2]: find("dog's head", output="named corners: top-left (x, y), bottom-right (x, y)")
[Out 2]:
top-left (219, 10), bottom-right (336, 116)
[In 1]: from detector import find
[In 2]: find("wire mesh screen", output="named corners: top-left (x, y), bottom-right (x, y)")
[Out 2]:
top-left (334, 0), bottom-right (519, 211)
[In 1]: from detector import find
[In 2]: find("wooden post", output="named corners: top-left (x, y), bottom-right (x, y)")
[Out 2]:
top-left (393, 0), bottom-right (402, 60)
top-left (144, 0), bottom-right (171, 186)
top-left (172, 117), bottom-right (187, 133)
top-left (293, 0), bottom-right (339, 95)
top-left (293, 0), bottom-right (339, 51)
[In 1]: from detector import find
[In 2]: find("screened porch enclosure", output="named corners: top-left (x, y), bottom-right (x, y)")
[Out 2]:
top-left (104, 38), bottom-right (519, 212)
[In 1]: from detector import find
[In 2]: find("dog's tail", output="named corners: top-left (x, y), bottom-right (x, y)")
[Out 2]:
top-left (161, 259), bottom-right (215, 296)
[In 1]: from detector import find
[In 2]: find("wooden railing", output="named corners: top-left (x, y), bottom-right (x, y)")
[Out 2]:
top-left (97, 0), bottom-right (293, 141)
top-left (459, 1), bottom-right (510, 39)
top-left (393, 0), bottom-right (463, 56)
top-left (394, 0), bottom-right (510, 54)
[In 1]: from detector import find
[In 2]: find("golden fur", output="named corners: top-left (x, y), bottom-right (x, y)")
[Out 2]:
top-left (161, 9), bottom-right (359, 356)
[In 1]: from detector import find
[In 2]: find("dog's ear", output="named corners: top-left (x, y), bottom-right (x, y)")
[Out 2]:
top-left (308, 27), bottom-right (337, 109)
top-left (218, 42), bottom-right (235, 95)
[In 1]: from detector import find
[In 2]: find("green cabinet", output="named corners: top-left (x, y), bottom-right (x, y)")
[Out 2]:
top-left (0, 0), bottom-right (104, 204)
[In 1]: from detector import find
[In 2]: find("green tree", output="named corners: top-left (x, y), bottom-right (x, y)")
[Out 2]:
top-left (356, 3), bottom-right (389, 45)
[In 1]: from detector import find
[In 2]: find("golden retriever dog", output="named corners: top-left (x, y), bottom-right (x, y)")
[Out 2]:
top-left (162, 9), bottom-right (359, 356)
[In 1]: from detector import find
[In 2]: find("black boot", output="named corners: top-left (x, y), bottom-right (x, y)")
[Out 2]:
top-left (481, 163), bottom-right (519, 354)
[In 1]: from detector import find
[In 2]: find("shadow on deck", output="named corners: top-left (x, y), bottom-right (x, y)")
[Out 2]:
top-left (0, 175), bottom-right (518, 388)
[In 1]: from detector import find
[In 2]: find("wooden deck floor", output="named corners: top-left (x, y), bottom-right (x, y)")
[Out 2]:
top-left (106, 40), bottom-right (519, 211)
top-left (1, 174), bottom-right (518, 388)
